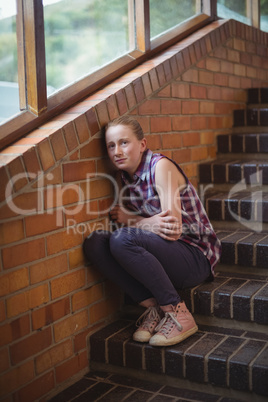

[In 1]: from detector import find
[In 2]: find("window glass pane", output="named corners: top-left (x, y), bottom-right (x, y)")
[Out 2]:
top-left (260, 0), bottom-right (268, 32)
top-left (217, 0), bottom-right (250, 25)
top-left (0, 0), bottom-right (20, 124)
top-left (149, 0), bottom-right (198, 39)
top-left (43, 0), bottom-right (131, 94)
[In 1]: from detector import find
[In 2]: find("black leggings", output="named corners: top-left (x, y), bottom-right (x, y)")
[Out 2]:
top-left (83, 227), bottom-right (211, 306)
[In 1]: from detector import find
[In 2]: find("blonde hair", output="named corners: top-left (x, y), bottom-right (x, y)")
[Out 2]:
top-left (105, 116), bottom-right (144, 140)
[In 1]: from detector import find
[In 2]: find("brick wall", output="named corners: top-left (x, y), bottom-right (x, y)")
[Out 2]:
top-left (0, 19), bottom-right (268, 401)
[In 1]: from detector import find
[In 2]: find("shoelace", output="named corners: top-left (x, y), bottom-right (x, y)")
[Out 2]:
top-left (155, 312), bottom-right (183, 334)
top-left (136, 306), bottom-right (161, 329)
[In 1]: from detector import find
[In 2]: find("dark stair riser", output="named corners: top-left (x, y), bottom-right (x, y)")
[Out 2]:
top-left (248, 88), bottom-right (268, 104)
top-left (205, 194), bottom-right (268, 224)
top-left (233, 109), bottom-right (268, 127)
top-left (199, 161), bottom-right (268, 184)
top-left (217, 133), bottom-right (268, 154)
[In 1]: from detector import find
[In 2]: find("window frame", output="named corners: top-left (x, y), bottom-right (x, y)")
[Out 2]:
top-left (1, 0), bottom-right (254, 149)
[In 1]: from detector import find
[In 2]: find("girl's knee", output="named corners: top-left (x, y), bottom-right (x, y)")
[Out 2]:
top-left (83, 230), bottom-right (110, 260)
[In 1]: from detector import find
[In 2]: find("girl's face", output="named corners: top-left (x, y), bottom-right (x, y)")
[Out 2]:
top-left (105, 124), bottom-right (147, 176)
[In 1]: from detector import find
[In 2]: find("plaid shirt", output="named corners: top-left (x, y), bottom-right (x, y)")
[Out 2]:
top-left (121, 149), bottom-right (221, 273)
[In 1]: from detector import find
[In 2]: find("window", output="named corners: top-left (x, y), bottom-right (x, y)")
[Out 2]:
top-left (150, 0), bottom-right (199, 39)
top-left (0, 0), bottom-right (19, 124)
top-left (217, 0), bottom-right (250, 25)
top-left (44, 0), bottom-right (132, 94)
top-left (260, 0), bottom-right (268, 32)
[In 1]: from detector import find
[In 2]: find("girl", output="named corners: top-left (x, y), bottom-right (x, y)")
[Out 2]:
top-left (83, 116), bottom-right (221, 347)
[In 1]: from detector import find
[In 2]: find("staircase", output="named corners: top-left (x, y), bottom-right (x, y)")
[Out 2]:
top-left (88, 88), bottom-right (268, 402)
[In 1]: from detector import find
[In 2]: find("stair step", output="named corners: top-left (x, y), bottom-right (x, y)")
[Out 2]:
top-left (205, 191), bottom-right (268, 225)
top-left (216, 231), bottom-right (268, 269)
top-left (248, 88), bottom-right (268, 104)
top-left (233, 108), bottom-right (268, 127)
top-left (89, 316), bottom-right (268, 398)
top-left (199, 159), bottom-right (268, 184)
top-left (217, 133), bottom-right (268, 154)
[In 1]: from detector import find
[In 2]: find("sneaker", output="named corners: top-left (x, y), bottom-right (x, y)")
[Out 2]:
top-left (149, 301), bottom-right (198, 346)
top-left (133, 306), bottom-right (162, 343)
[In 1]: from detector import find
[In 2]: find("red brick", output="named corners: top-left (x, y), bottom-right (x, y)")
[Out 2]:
top-left (246, 66), bottom-right (257, 78)
top-left (139, 99), bottom-right (160, 115)
top-left (181, 48), bottom-right (191, 68)
top-left (162, 133), bottom-right (182, 149)
top-left (47, 228), bottom-right (83, 256)
top-left (104, 94), bottom-right (118, 121)
top-left (175, 53), bottom-right (185, 73)
top-left (116, 89), bottom-right (128, 115)
top-left (44, 183), bottom-right (81, 210)
top-left (0, 315), bottom-right (30, 348)
top-left (190, 85), bottom-right (207, 99)
top-left (163, 59), bottom-right (172, 82)
top-left (161, 100), bottom-right (181, 115)
top-left (68, 247), bottom-right (84, 269)
top-left (54, 310), bottom-right (88, 342)
top-left (85, 108), bottom-right (100, 136)
top-left (191, 146), bottom-right (208, 161)
top-left (36, 339), bottom-right (73, 374)
top-left (142, 73), bottom-right (153, 97)
top-left (63, 122), bottom-right (79, 151)
top-left (0, 219), bottom-right (24, 245)
top-left (6, 284), bottom-right (49, 318)
top-left (25, 210), bottom-right (64, 237)
top-left (221, 60), bottom-right (234, 74)
top-left (200, 101), bottom-right (215, 114)
top-left (8, 157), bottom-right (28, 192)
top-left (72, 283), bottom-right (103, 312)
top-left (149, 68), bottom-right (160, 91)
top-left (182, 132), bottom-right (200, 147)
top-left (207, 116), bottom-right (225, 129)
top-left (221, 88), bottom-right (235, 101)
top-left (51, 269), bottom-right (86, 300)
top-left (144, 134), bottom-right (162, 150)
top-left (50, 129), bottom-right (68, 161)
top-left (0, 361), bottom-right (34, 398)
top-left (214, 73), bottom-right (229, 86)
top-left (0, 300), bottom-right (5, 323)
top-left (37, 139), bottom-right (55, 171)
top-left (0, 268), bottom-right (29, 297)
top-left (2, 238), bottom-right (46, 270)
top-left (32, 297), bottom-right (70, 330)
top-left (173, 149), bottom-right (191, 164)
top-left (15, 371), bottom-right (54, 402)
top-left (150, 116), bottom-right (171, 133)
top-left (172, 116), bottom-right (191, 131)
top-left (227, 49), bottom-right (240, 63)
top-left (199, 71), bottom-right (214, 85)
top-left (74, 114), bottom-right (91, 143)
top-left (234, 63), bottom-right (246, 76)
top-left (23, 147), bottom-right (41, 180)
top-left (229, 76), bottom-right (241, 88)
top-left (156, 64), bottom-right (166, 87)
top-left (182, 69), bottom-right (198, 83)
top-left (73, 327), bottom-right (92, 353)
top-left (191, 116), bottom-right (207, 130)
top-left (10, 327), bottom-right (52, 364)
top-left (182, 101), bottom-right (199, 114)
top-left (96, 101), bottom-right (109, 127)
top-left (89, 296), bottom-right (121, 324)
top-left (201, 131), bottom-right (214, 145)
top-left (63, 160), bottom-right (95, 182)
top-left (207, 87), bottom-right (222, 100)
top-left (0, 348), bottom-right (9, 374)
top-left (0, 166), bottom-right (9, 203)
top-left (172, 82), bottom-right (190, 98)
top-left (133, 77), bottom-right (146, 103)
top-left (206, 58), bottom-right (221, 71)
top-left (30, 254), bottom-right (68, 285)
top-left (55, 351), bottom-right (88, 384)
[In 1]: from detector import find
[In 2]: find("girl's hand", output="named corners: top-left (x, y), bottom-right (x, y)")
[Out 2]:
top-left (109, 204), bottom-right (136, 226)
top-left (137, 210), bottom-right (181, 241)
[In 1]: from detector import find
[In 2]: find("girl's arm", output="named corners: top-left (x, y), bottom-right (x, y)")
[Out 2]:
top-left (110, 158), bottom-right (185, 241)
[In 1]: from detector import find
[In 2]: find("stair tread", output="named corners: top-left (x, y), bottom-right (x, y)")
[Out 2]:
top-left (89, 317), bottom-right (268, 397)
